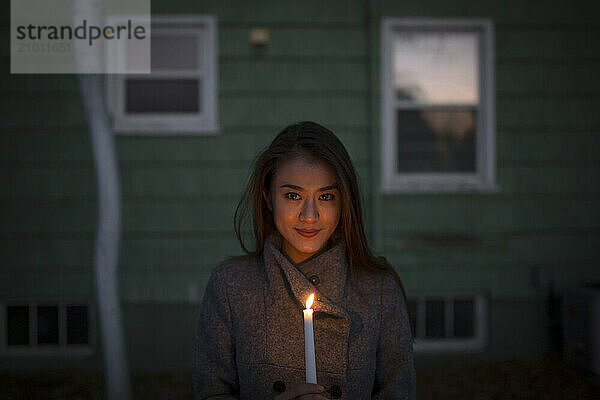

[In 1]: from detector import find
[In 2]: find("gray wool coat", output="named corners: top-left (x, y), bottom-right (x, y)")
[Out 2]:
top-left (193, 232), bottom-right (416, 400)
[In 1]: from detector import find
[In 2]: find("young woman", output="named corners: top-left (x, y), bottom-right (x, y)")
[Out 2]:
top-left (193, 122), bottom-right (415, 399)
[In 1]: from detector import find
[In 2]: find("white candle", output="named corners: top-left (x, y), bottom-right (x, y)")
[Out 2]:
top-left (303, 293), bottom-right (317, 384)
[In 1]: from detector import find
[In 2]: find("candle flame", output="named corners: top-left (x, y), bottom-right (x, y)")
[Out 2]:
top-left (305, 293), bottom-right (315, 309)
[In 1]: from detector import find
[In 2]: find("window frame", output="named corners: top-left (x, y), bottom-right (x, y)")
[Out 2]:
top-left (381, 18), bottom-right (496, 193)
top-left (409, 293), bottom-right (488, 353)
top-left (0, 299), bottom-right (95, 356)
top-left (107, 15), bottom-right (218, 135)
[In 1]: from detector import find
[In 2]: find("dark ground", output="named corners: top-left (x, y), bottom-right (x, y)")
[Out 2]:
top-left (1, 354), bottom-right (599, 399)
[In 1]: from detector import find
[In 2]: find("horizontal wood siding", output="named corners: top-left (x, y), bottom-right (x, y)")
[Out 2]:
top-left (0, 0), bottom-right (371, 305)
top-left (1, 0), bottom-right (598, 361)
top-left (376, 0), bottom-right (600, 307)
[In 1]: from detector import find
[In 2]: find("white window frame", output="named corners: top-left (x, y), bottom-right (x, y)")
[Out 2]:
top-left (107, 15), bottom-right (218, 135)
top-left (0, 299), bottom-right (95, 356)
top-left (381, 18), bottom-right (496, 193)
top-left (409, 293), bottom-right (488, 353)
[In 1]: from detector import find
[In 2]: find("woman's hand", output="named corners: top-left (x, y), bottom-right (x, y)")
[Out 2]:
top-left (274, 383), bottom-right (329, 400)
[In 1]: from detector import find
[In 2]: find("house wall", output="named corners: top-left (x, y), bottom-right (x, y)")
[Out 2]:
top-left (1, 0), bottom-right (598, 370)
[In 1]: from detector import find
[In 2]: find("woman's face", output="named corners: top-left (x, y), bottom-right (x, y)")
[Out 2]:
top-left (267, 157), bottom-right (342, 264)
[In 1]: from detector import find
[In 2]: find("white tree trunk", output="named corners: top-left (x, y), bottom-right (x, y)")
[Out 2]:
top-left (72, 1), bottom-right (132, 399)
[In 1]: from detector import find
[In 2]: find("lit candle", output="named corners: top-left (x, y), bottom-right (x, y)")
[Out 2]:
top-left (303, 293), bottom-right (317, 383)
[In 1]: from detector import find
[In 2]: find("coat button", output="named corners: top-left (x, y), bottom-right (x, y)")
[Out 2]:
top-left (329, 384), bottom-right (342, 399)
top-left (309, 275), bottom-right (320, 286)
top-left (273, 380), bottom-right (286, 393)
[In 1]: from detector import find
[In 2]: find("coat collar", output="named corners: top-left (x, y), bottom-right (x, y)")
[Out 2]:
top-left (263, 231), bottom-right (349, 319)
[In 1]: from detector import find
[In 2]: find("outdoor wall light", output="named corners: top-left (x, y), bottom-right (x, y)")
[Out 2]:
top-left (249, 27), bottom-right (270, 47)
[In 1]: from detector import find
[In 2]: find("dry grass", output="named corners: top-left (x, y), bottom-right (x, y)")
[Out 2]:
top-left (1, 354), bottom-right (599, 399)
top-left (416, 353), bottom-right (600, 400)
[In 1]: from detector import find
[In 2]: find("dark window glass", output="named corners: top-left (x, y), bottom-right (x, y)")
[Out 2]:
top-left (396, 109), bottom-right (476, 173)
top-left (425, 300), bottom-right (445, 338)
top-left (7, 306), bottom-right (29, 345)
top-left (126, 79), bottom-right (200, 113)
top-left (67, 305), bottom-right (89, 345)
top-left (407, 300), bottom-right (417, 337)
top-left (454, 299), bottom-right (475, 338)
top-left (37, 306), bottom-right (59, 344)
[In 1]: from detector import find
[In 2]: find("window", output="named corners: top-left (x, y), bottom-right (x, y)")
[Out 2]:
top-left (108, 15), bottom-right (218, 134)
top-left (381, 19), bottom-right (496, 192)
top-left (408, 294), bottom-right (488, 352)
top-left (1, 300), bottom-right (93, 354)
top-left (6, 305), bottom-right (29, 346)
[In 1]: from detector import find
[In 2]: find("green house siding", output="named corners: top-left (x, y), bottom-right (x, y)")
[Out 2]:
top-left (1, 0), bottom-right (598, 369)
top-left (375, 0), bottom-right (599, 356)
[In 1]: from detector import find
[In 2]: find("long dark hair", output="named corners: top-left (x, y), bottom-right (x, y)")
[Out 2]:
top-left (233, 121), bottom-right (407, 302)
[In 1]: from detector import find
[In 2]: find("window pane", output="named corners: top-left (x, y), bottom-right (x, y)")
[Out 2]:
top-left (394, 31), bottom-right (478, 104)
top-left (151, 35), bottom-right (200, 70)
top-left (407, 300), bottom-right (417, 337)
top-left (7, 306), bottom-right (29, 345)
top-left (126, 79), bottom-right (200, 113)
top-left (37, 306), bottom-right (59, 345)
top-left (123, 25), bottom-right (151, 73)
top-left (425, 300), bottom-right (445, 338)
top-left (454, 299), bottom-right (475, 338)
top-left (396, 109), bottom-right (476, 172)
top-left (67, 305), bottom-right (89, 345)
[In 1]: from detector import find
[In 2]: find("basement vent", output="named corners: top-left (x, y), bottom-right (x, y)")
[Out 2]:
top-left (1, 300), bottom-right (93, 355)
top-left (407, 293), bottom-right (488, 352)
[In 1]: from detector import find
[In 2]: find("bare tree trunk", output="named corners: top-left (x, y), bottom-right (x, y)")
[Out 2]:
top-left (72, 1), bottom-right (132, 399)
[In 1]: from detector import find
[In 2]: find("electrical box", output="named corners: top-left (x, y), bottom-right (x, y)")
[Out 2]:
top-left (562, 286), bottom-right (600, 375)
